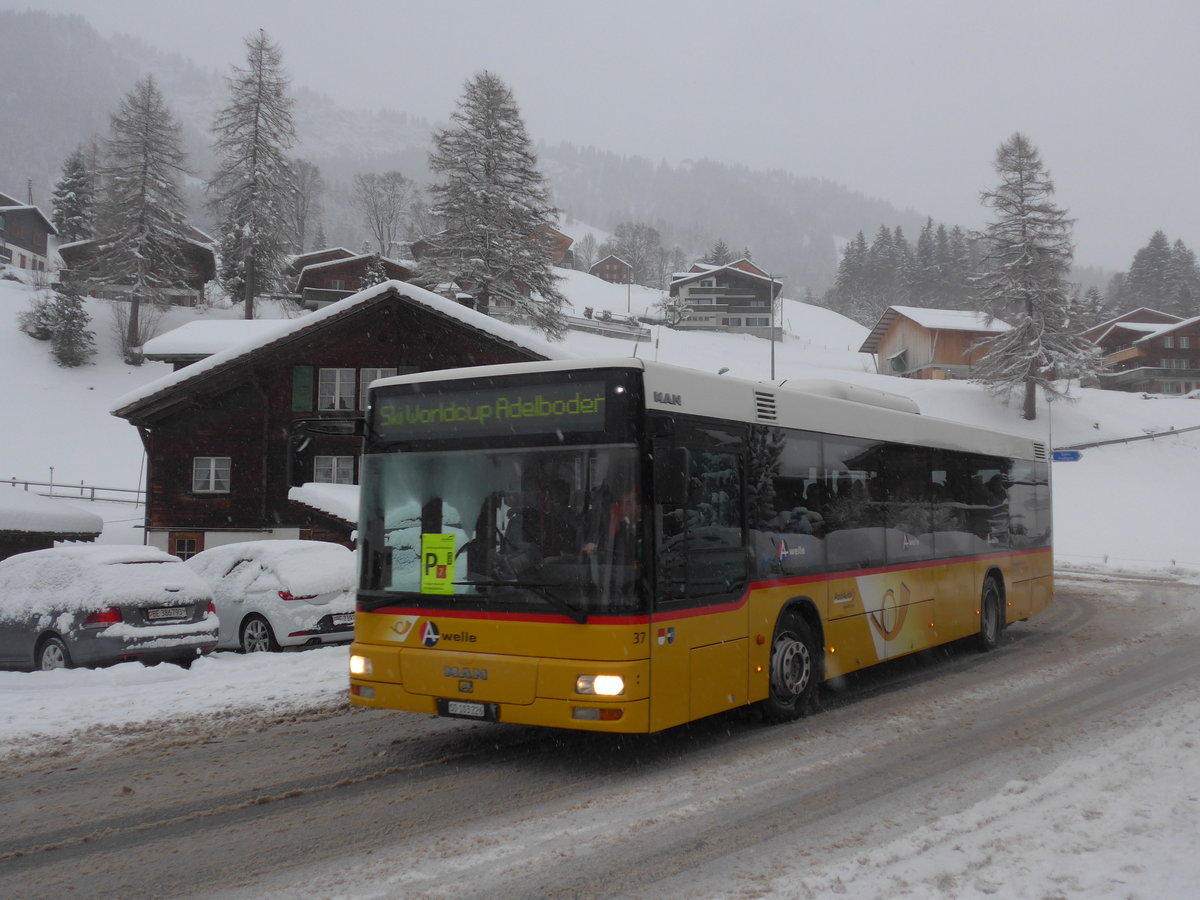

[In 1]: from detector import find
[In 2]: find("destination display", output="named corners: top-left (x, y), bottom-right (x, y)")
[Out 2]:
top-left (374, 380), bottom-right (609, 441)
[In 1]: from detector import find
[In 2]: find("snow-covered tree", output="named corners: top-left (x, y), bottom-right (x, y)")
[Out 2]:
top-left (972, 132), bottom-right (1099, 420)
top-left (49, 273), bottom-right (95, 367)
top-left (361, 253), bottom-right (388, 289)
top-left (207, 30), bottom-right (297, 319)
top-left (419, 71), bottom-right (566, 339)
top-left (51, 145), bottom-right (97, 244)
top-left (705, 239), bottom-right (732, 266)
top-left (91, 75), bottom-right (192, 363)
top-left (353, 171), bottom-right (414, 256)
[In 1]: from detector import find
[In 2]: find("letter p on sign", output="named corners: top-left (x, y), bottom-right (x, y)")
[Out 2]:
top-left (419, 533), bottom-right (456, 595)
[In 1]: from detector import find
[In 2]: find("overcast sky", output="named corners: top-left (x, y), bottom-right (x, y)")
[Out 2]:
top-left (23, 0), bottom-right (1200, 269)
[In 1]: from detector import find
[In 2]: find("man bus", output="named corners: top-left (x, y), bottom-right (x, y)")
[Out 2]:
top-left (349, 358), bottom-right (1051, 733)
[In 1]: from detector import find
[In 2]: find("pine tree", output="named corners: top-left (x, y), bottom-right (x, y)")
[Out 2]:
top-left (362, 254), bottom-right (388, 289)
top-left (91, 75), bottom-right (192, 363)
top-left (419, 71), bottom-right (566, 339)
top-left (1126, 231), bottom-right (1172, 311)
top-left (973, 133), bottom-right (1099, 420)
top-left (313, 221), bottom-right (328, 251)
top-left (207, 30), bottom-right (298, 319)
top-left (49, 273), bottom-right (95, 367)
top-left (51, 145), bottom-right (96, 244)
top-left (706, 239), bottom-right (732, 266)
top-left (1167, 239), bottom-right (1200, 317)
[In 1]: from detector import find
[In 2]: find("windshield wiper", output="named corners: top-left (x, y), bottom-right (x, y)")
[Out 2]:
top-left (461, 579), bottom-right (588, 624)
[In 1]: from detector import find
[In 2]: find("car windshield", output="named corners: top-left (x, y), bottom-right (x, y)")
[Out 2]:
top-left (358, 444), bottom-right (644, 617)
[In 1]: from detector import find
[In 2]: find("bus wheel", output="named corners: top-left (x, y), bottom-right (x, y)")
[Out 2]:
top-left (976, 577), bottom-right (1003, 652)
top-left (760, 611), bottom-right (818, 722)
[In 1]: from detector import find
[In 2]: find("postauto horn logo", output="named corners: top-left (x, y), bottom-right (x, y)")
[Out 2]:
top-left (420, 621), bottom-right (440, 647)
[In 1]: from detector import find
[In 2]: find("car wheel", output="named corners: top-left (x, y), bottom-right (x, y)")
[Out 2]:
top-left (759, 610), bottom-right (819, 723)
top-left (37, 635), bottom-right (72, 671)
top-left (240, 615), bottom-right (279, 653)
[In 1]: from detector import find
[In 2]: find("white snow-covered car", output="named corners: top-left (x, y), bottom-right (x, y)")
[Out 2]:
top-left (0, 544), bottom-right (218, 671)
top-left (185, 540), bottom-right (356, 653)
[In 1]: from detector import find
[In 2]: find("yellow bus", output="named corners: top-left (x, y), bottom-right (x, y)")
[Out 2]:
top-left (349, 358), bottom-right (1052, 732)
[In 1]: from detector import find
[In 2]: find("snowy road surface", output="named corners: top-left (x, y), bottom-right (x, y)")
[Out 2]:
top-left (1, 574), bottom-right (1198, 898)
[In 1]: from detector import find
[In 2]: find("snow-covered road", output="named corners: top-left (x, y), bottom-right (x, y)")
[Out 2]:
top-left (3, 573), bottom-right (1198, 899)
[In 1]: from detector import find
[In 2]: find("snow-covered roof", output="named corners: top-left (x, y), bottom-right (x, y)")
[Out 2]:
top-left (0, 203), bottom-right (57, 234)
top-left (859, 306), bottom-right (1011, 354)
top-left (670, 260), bottom-right (777, 287)
top-left (1093, 314), bottom-right (1200, 346)
top-left (0, 489), bottom-right (104, 537)
top-left (111, 280), bottom-right (575, 417)
top-left (890, 306), bottom-right (1011, 332)
top-left (288, 483), bottom-right (359, 525)
top-left (141, 320), bottom-right (288, 361)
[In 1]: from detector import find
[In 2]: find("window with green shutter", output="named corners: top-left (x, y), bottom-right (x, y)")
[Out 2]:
top-left (292, 366), bottom-right (314, 411)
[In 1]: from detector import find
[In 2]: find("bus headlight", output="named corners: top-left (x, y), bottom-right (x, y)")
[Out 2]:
top-left (575, 674), bottom-right (624, 696)
top-left (349, 654), bottom-right (373, 676)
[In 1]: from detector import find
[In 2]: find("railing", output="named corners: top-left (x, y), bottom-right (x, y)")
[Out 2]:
top-left (1058, 422), bottom-right (1200, 451)
top-left (4, 478), bottom-right (144, 505)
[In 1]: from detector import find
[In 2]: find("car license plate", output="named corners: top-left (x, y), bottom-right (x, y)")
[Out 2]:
top-left (332, 614), bottom-right (355, 626)
top-left (437, 698), bottom-right (499, 721)
top-left (148, 607), bottom-right (188, 621)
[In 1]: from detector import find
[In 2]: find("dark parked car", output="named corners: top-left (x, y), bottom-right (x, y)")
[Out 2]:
top-left (0, 545), bottom-right (219, 671)
top-left (185, 540), bottom-right (356, 653)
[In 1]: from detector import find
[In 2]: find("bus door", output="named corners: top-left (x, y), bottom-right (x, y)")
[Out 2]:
top-left (649, 421), bottom-right (750, 731)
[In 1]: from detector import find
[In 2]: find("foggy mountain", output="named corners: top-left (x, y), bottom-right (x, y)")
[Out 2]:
top-left (2, 9), bottom-right (928, 291)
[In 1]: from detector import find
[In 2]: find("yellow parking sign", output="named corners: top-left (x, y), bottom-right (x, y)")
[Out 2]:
top-left (420, 533), bottom-right (456, 594)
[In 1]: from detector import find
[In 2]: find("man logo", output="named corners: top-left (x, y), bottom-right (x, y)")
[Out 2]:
top-left (420, 621), bottom-right (441, 647)
top-left (653, 391), bottom-right (683, 406)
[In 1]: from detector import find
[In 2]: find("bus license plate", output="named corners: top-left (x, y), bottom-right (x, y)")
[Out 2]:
top-left (437, 699), bottom-right (499, 721)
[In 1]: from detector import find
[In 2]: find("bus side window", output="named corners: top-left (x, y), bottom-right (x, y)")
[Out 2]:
top-left (656, 441), bottom-right (747, 603)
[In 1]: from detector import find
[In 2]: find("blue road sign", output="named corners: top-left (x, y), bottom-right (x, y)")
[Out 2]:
top-left (1051, 450), bottom-right (1083, 462)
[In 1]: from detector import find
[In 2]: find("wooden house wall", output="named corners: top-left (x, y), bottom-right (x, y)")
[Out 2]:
top-left (0, 208), bottom-right (51, 258)
top-left (875, 318), bottom-right (994, 375)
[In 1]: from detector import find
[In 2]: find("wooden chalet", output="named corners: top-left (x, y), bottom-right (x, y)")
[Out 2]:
top-left (859, 306), bottom-right (1011, 379)
top-left (111, 281), bottom-right (565, 557)
top-left (293, 253), bottom-right (413, 309)
top-left (668, 259), bottom-right (779, 339)
top-left (589, 255), bottom-right (633, 284)
top-left (57, 226), bottom-right (217, 306)
top-left (283, 247), bottom-right (356, 281)
top-left (0, 189), bottom-right (57, 273)
top-left (1084, 310), bottom-right (1200, 394)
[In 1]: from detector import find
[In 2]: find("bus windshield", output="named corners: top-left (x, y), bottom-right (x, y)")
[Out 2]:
top-left (358, 444), bottom-right (645, 618)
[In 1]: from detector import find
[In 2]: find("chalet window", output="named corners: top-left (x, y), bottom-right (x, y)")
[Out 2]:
top-left (318, 368), bottom-right (356, 410)
top-left (330, 278), bottom-right (348, 290)
top-left (746, 317), bottom-right (770, 327)
top-left (171, 533), bottom-right (202, 560)
top-left (1181, 337), bottom-right (1192, 349)
top-left (1165, 336), bottom-right (1175, 349)
top-left (691, 298), bottom-right (714, 305)
top-left (1161, 359), bottom-right (1188, 369)
top-left (721, 318), bottom-right (742, 326)
top-left (700, 278), bottom-right (715, 287)
top-left (193, 457), bottom-right (231, 493)
top-left (314, 455), bottom-right (355, 484)
top-left (358, 367), bottom-right (401, 411)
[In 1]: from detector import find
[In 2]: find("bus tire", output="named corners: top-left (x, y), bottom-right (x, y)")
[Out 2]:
top-left (760, 610), bottom-right (819, 723)
top-left (976, 577), bottom-right (1003, 652)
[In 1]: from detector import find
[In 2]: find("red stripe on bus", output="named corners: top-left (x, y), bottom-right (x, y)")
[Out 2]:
top-left (362, 547), bottom-right (1050, 626)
